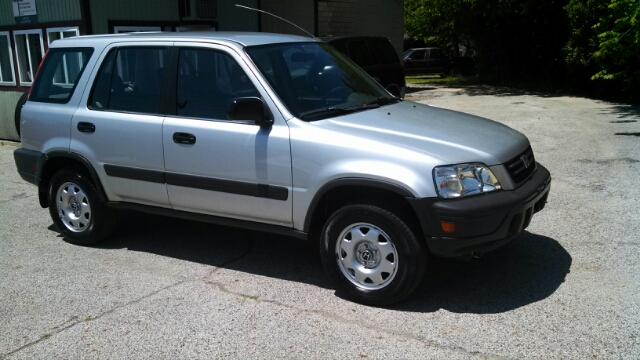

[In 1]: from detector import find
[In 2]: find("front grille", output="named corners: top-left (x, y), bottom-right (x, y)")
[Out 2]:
top-left (504, 146), bottom-right (536, 184)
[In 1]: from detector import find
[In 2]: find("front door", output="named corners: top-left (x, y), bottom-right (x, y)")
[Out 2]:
top-left (162, 45), bottom-right (293, 226)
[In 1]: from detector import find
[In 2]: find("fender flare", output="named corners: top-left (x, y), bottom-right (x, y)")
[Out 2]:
top-left (38, 151), bottom-right (108, 207)
top-left (302, 178), bottom-right (415, 233)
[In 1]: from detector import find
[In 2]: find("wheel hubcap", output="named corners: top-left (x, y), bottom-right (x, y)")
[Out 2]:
top-left (56, 182), bottom-right (91, 233)
top-left (335, 223), bottom-right (398, 290)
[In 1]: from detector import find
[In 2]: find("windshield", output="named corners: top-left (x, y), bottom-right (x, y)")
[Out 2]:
top-left (246, 42), bottom-right (398, 120)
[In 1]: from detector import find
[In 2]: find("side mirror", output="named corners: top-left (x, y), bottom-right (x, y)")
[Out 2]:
top-left (227, 97), bottom-right (273, 127)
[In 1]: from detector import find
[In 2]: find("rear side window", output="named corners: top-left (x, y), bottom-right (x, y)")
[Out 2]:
top-left (89, 47), bottom-right (168, 114)
top-left (407, 50), bottom-right (426, 60)
top-left (346, 40), bottom-right (375, 67)
top-left (369, 38), bottom-right (399, 65)
top-left (30, 47), bottom-right (93, 103)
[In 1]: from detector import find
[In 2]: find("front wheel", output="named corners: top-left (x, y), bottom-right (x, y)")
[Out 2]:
top-left (48, 167), bottom-right (116, 245)
top-left (320, 203), bottom-right (427, 306)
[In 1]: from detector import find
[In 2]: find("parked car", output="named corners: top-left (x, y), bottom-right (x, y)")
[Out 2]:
top-left (325, 36), bottom-right (406, 98)
top-left (403, 47), bottom-right (474, 76)
top-left (14, 32), bottom-right (550, 306)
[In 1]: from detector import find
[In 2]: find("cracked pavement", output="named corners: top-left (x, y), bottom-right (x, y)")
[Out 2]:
top-left (1, 86), bottom-right (639, 358)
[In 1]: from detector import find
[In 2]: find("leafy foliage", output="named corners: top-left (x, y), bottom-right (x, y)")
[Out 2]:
top-left (405, 0), bottom-right (639, 100)
top-left (564, 0), bottom-right (608, 72)
top-left (592, 0), bottom-right (640, 91)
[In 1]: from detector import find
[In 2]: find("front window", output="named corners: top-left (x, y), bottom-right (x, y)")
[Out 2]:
top-left (246, 42), bottom-right (396, 121)
top-left (176, 48), bottom-right (259, 120)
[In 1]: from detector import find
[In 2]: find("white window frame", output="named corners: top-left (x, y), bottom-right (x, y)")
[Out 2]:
top-left (176, 26), bottom-right (215, 32)
top-left (13, 29), bottom-right (45, 87)
top-left (46, 27), bottom-right (81, 86)
top-left (46, 26), bottom-right (80, 45)
top-left (0, 31), bottom-right (17, 86)
top-left (113, 26), bottom-right (161, 34)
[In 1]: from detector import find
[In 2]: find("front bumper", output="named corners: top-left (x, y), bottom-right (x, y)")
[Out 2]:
top-left (408, 163), bottom-right (551, 257)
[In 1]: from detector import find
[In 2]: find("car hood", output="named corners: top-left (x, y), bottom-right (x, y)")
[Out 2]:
top-left (322, 100), bottom-right (529, 165)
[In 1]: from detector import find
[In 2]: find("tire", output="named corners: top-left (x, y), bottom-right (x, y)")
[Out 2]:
top-left (48, 167), bottom-right (116, 245)
top-left (14, 91), bottom-right (28, 137)
top-left (320, 203), bottom-right (427, 306)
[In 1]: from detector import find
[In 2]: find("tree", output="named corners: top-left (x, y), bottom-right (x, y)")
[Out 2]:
top-left (404, 0), bottom-right (474, 56)
top-left (592, 0), bottom-right (640, 92)
top-left (405, 0), bottom-right (570, 79)
top-left (565, 0), bottom-right (608, 73)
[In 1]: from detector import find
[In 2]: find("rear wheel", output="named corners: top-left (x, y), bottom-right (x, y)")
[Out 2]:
top-left (48, 167), bottom-right (116, 245)
top-left (320, 203), bottom-right (427, 306)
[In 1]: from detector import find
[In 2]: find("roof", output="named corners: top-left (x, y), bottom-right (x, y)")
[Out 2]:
top-left (48, 31), bottom-right (319, 49)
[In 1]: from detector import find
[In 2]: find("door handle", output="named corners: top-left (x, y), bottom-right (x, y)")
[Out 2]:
top-left (173, 132), bottom-right (196, 145)
top-left (77, 122), bottom-right (95, 133)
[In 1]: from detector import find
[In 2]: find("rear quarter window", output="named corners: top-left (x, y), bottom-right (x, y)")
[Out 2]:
top-left (30, 47), bottom-right (94, 103)
top-left (369, 38), bottom-right (399, 65)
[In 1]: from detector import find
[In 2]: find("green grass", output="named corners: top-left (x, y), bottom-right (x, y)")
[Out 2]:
top-left (405, 75), bottom-right (470, 85)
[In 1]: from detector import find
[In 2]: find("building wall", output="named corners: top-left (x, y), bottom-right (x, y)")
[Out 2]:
top-left (354, 0), bottom-right (404, 56)
top-left (260, 0), bottom-right (315, 37)
top-left (0, 0), bottom-right (81, 27)
top-left (317, 0), bottom-right (355, 38)
top-left (217, 0), bottom-right (259, 31)
top-left (317, 0), bottom-right (404, 57)
top-left (89, 0), bottom-right (179, 34)
top-left (0, 91), bottom-right (23, 141)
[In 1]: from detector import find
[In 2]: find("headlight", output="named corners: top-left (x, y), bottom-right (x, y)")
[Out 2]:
top-left (433, 164), bottom-right (501, 199)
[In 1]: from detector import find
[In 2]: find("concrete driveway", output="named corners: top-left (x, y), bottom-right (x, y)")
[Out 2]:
top-left (1, 85), bottom-right (638, 358)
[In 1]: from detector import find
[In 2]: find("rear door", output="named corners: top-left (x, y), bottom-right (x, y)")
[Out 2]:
top-left (427, 48), bottom-right (446, 74)
top-left (405, 49), bottom-right (427, 74)
top-left (162, 43), bottom-right (293, 226)
top-left (71, 43), bottom-right (172, 207)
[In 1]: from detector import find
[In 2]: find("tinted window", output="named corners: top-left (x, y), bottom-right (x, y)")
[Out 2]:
top-left (369, 38), bottom-right (399, 65)
top-left (30, 47), bottom-right (93, 103)
top-left (408, 50), bottom-right (426, 60)
top-left (430, 49), bottom-right (443, 59)
top-left (89, 47), bottom-right (168, 114)
top-left (330, 40), bottom-right (347, 55)
top-left (247, 42), bottom-right (391, 120)
top-left (346, 40), bottom-right (374, 67)
top-left (177, 48), bottom-right (259, 120)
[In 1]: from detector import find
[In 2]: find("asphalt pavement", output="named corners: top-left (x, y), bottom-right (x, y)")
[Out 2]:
top-left (1, 85), bottom-right (638, 358)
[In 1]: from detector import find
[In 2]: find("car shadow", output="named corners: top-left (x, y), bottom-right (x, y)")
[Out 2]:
top-left (452, 84), bottom-right (567, 98)
top-left (396, 232), bottom-right (572, 313)
top-left (91, 210), bottom-right (333, 289)
top-left (53, 211), bottom-right (571, 313)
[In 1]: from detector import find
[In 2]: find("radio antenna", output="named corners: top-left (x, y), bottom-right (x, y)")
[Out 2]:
top-left (235, 4), bottom-right (315, 38)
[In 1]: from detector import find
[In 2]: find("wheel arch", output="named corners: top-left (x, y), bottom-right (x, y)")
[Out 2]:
top-left (303, 178), bottom-right (423, 241)
top-left (37, 151), bottom-right (108, 208)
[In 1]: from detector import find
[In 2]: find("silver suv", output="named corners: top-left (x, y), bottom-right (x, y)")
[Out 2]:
top-left (14, 32), bottom-right (550, 305)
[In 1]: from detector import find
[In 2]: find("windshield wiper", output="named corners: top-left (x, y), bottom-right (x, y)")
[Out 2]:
top-left (299, 104), bottom-right (379, 119)
top-left (365, 96), bottom-right (402, 107)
